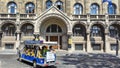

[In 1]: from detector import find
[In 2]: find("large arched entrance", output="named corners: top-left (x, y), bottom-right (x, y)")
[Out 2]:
top-left (40, 17), bottom-right (67, 50)
top-left (90, 24), bottom-right (105, 52)
top-left (109, 24), bottom-right (120, 51)
top-left (72, 23), bottom-right (86, 51)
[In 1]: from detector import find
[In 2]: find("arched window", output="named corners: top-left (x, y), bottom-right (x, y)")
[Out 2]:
top-left (72, 24), bottom-right (85, 36)
top-left (46, 24), bottom-right (62, 33)
top-left (108, 4), bottom-right (116, 14)
top-left (2, 23), bottom-right (16, 36)
top-left (46, 0), bottom-right (52, 9)
top-left (109, 25), bottom-right (118, 37)
top-left (7, 2), bottom-right (17, 14)
top-left (74, 3), bottom-right (83, 15)
top-left (90, 3), bottom-right (99, 15)
top-left (91, 25), bottom-right (102, 36)
top-left (21, 24), bottom-right (34, 36)
top-left (25, 2), bottom-right (35, 13)
top-left (56, 0), bottom-right (63, 10)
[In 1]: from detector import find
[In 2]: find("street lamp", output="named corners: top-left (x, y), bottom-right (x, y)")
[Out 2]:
top-left (116, 31), bottom-right (119, 56)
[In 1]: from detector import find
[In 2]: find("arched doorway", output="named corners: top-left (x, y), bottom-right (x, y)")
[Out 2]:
top-left (1, 23), bottom-right (16, 50)
top-left (40, 17), bottom-right (67, 50)
top-left (90, 24), bottom-right (105, 51)
top-left (72, 23), bottom-right (86, 51)
top-left (109, 24), bottom-right (120, 51)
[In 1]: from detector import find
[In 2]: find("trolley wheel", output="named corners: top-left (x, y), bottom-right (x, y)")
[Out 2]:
top-left (33, 61), bottom-right (37, 68)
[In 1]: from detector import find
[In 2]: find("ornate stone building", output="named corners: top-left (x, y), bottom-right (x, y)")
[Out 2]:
top-left (0, 0), bottom-right (120, 54)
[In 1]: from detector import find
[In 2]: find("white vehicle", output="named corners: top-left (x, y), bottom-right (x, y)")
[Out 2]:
top-left (18, 40), bottom-right (57, 68)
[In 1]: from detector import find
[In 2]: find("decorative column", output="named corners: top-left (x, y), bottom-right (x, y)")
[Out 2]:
top-left (86, 32), bottom-right (92, 52)
top-left (16, 12), bottom-right (20, 48)
top-left (16, 31), bottom-right (21, 41)
top-left (86, 13), bottom-right (91, 52)
top-left (105, 32), bottom-right (110, 53)
top-left (105, 13), bottom-right (110, 53)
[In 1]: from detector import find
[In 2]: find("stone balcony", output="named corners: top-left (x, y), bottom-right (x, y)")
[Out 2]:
top-left (0, 13), bottom-right (36, 20)
top-left (72, 14), bottom-right (120, 21)
top-left (0, 13), bottom-right (119, 21)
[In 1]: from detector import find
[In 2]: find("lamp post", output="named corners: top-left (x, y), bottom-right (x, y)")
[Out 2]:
top-left (116, 32), bottom-right (119, 56)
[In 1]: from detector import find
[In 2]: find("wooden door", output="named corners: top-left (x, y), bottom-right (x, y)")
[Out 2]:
top-left (50, 36), bottom-right (58, 49)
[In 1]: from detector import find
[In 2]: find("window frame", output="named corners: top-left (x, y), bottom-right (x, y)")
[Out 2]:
top-left (25, 2), bottom-right (35, 14)
top-left (56, 0), bottom-right (63, 10)
top-left (7, 2), bottom-right (17, 14)
top-left (108, 4), bottom-right (116, 14)
top-left (90, 3), bottom-right (99, 15)
top-left (74, 3), bottom-right (83, 15)
top-left (46, 0), bottom-right (52, 9)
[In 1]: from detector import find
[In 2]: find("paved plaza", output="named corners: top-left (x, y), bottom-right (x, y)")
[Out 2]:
top-left (0, 52), bottom-right (120, 68)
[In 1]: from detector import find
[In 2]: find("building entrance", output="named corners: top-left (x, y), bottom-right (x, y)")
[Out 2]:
top-left (46, 36), bottom-right (62, 49)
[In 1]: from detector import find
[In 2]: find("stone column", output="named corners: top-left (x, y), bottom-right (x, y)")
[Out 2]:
top-left (86, 13), bottom-right (91, 52)
top-left (86, 32), bottom-right (92, 52)
top-left (104, 13), bottom-right (110, 53)
top-left (15, 31), bottom-right (20, 50)
top-left (15, 12), bottom-right (20, 49)
top-left (105, 32), bottom-right (110, 53)
top-left (16, 32), bottom-right (21, 41)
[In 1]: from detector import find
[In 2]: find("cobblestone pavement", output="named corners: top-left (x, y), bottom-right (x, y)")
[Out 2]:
top-left (0, 53), bottom-right (120, 68)
top-left (61, 53), bottom-right (120, 68)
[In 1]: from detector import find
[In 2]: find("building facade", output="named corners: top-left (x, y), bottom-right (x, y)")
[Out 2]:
top-left (0, 0), bottom-right (120, 53)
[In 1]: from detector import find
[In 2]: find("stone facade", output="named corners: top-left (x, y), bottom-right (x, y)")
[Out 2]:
top-left (0, 0), bottom-right (120, 54)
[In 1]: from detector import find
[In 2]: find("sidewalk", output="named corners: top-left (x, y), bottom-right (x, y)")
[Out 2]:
top-left (0, 50), bottom-right (17, 55)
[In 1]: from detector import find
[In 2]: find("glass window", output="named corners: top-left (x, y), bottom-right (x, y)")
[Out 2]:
top-left (91, 25), bottom-right (101, 36)
top-left (56, 0), bottom-right (63, 10)
top-left (92, 44), bottom-right (101, 50)
top-left (5, 44), bottom-right (14, 49)
top-left (21, 24), bottom-right (34, 36)
top-left (46, 0), bottom-right (52, 9)
top-left (8, 2), bottom-right (17, 14)
top-left (74, 3), bottom-right (83, 15)
top-left (2, 24), bottom-right (16, 36)
top-left (108, 4), bottom-right (116, 14)
top-left (46, 24), bottom-right (62, 33)
top-left (73, 24), bottom-right (85, 36)
top-left (111, 44), bottom-right (117, 50)
top-left (109, 25), bottom-right (118, 37)
top-left (90, 4), bottom-right (99, 15)
top-left (26, 3), bottom-right (35, 13)
top-left (75, 44), bottom-right (83, 50)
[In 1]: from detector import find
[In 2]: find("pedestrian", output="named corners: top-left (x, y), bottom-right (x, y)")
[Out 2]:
top-left (16, 47), bottom-right (21, 58)
top-left (41, 46), bottom-right (48, 57)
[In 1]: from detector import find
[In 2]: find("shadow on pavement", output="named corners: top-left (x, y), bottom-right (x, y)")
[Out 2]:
top-left (61, 53), bottom-right (120, 68)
